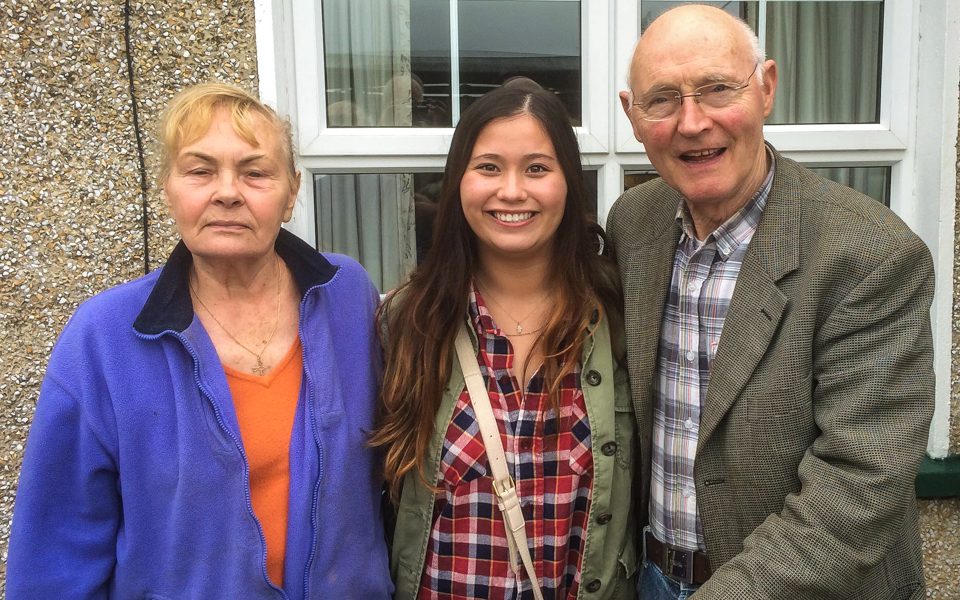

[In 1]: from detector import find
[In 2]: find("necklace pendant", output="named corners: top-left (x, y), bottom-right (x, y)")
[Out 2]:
top-left (516, 323), bottom-right (523, 335)
top-left (252, 356), bottom-right (268, 376)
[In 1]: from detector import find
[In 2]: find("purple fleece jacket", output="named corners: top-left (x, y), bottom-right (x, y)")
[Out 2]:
top-left (8, 230), bottom-right (393, 599)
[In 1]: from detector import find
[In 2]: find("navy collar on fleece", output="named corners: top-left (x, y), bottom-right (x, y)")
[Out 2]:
top-left (133, 228), bottom-right (339, 335)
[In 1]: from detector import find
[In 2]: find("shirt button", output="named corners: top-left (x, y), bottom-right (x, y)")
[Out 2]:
top-left (596, 512), bottom-right (612, 525)
top-left (685, 351), bottom-right (696, 362)
top-left (601, 442), bottom-right (617, 456)
top-left (584, 370), bottom-right (602, 386)
top-left (586, 579), bottom-right (602, 593)
top-left (683, 417), bottom-right (696, 430)
top-left (686, 281), bottom-right (698, 293)
top-left (519, 439), bottom-right (532, 452)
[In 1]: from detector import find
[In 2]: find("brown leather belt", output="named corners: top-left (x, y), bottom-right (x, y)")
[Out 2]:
top-left (644, 530), bottom-right (712, 585)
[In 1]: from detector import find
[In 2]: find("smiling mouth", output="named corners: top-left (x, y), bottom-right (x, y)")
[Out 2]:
top-left (680, 148), bottom-right (725, 163)
top-left (491, 211), bottom-right (535, 223)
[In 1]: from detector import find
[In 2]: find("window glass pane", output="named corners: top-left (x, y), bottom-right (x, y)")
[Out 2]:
top-left (624, 166), bottom-right (890, 206)
top-left (322, 0), bottom-right (581, 128)
top-left (637, 1), bottom-right (882, 125)
top-left (808, 166), bottom-right (890, 206)
top-left (313, 172), bottom-right (424, 291)
top-left (458, 0), bottom-right (581, 123)
top-left (322, 1), bottom-right (423, 127)
top-left (623, 171), bottom-right (659, 191)
top-left (315, 169), bottom-right (596, 290)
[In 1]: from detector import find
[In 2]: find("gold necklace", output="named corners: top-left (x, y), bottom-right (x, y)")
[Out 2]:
top-left (477, 280), bottom-right (551, 337)
top-left (190, 256), bottom-right (283, 376)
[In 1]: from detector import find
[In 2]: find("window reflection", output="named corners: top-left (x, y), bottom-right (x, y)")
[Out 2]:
top-left (322, 0), bottom-right (581, 128)
top-left (638, 1), bottom-right (883, 125)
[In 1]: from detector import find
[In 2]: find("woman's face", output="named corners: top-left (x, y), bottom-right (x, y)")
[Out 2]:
top-left (163, 109), bottom-right (298, 265)
top-left (460, 113), bottom-right (567, 265)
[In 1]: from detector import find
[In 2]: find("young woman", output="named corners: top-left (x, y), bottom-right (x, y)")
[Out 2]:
top-left (373, 86), bottom-right (637, 599)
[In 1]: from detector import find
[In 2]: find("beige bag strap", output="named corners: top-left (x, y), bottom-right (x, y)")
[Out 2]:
top-left (454, 324), bottom-right (545, 600)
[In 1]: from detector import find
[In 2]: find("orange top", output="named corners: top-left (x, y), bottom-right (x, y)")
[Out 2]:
top-left (224, 339), bottom-right (303, 587)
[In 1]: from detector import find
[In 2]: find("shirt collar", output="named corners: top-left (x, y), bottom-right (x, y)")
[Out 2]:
top-left (674, 147), bottom-right (775, 260)
top-left (467, 280), bottom-right (497, 338)
top-left (133, 229), bottom-right (338, 335)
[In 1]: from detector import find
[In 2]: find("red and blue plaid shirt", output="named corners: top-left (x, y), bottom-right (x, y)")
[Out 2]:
top-left (417, 285), bottom-right (593, 600)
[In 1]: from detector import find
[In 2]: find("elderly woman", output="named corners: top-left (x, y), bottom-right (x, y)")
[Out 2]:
top-left (7, 83), bottom-right (392, 599)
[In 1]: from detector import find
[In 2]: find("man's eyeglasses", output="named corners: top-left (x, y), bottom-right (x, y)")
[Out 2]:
top-left (630, 67), bottom-right (758, 122)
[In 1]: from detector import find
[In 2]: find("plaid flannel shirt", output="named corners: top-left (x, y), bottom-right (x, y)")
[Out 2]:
top-left (649, 164), bottom-right (774, 551)
top-left (417, 285), bottom-right (593, 599)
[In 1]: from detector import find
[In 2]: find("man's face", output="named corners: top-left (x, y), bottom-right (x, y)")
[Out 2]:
top-left (620, 9), bottom-right (777, 220)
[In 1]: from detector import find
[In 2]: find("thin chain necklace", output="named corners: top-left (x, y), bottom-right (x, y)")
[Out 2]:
top-left (190, 255), bottom-right (283, 376)
top-left (477, 279), bottom-right (551, 337)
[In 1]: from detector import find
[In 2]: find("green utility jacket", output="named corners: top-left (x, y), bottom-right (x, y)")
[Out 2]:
top-left (390, 316), bottom-right (638, 599)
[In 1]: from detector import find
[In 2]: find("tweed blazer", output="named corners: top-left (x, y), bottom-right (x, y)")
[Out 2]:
top-left (606, 147), bottom-right (935, 600)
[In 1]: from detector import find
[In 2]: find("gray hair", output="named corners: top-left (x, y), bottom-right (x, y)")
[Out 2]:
top-left (734, 13), bottom-right (767, 85)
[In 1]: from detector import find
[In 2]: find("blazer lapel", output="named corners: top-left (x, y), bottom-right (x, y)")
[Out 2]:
top-left (623, 221), bottom-right (681, 424)
top-left (698, 152), bottom-right (801, 450)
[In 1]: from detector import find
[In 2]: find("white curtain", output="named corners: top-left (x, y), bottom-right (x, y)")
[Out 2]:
top-left (323, 0), bottom-right (413, 126)
top-left (315, 174), bottom-right (418, 292)
top-left (767, 1), bottom-right (887, 203)
top-left (319, 0), bottom-right (418, 292)
top-left (767, 1), bottom-right (881, 125)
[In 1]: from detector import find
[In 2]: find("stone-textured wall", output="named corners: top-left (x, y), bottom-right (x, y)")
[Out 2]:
top-left (953, 78), bottom-right (960, 456)
top-left (1, 0), bottom-right (959, 596)
top-left (0, 0), bottom-right (258, 588)
top-left (920, 499), bottom-right (960, 598)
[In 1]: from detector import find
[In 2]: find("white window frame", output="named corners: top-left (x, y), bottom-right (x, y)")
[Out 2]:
top-left (257, 0), bottom-right (958, 456)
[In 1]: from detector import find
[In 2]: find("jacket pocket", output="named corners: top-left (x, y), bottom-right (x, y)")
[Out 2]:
top-left (613, 404), bottom-right (636, 471)
top-left (746, 371), bottom-right (813, 422)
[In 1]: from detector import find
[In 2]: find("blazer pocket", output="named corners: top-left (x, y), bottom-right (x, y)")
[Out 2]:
top-left (746, 371), bottom-right (813, 422)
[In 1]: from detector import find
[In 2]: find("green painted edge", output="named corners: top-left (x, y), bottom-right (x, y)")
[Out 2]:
top-left (915, 455), bottom-right (960, 498)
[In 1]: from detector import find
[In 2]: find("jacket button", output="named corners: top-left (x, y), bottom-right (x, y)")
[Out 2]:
top-left (585, 370), bottom-right (602, 386)
top-left (601, 442), bottom-right (617, 456)
top-left (596, 512), bottom-right (612, 525)
top-left (586, 579), bottom-right (602, 593)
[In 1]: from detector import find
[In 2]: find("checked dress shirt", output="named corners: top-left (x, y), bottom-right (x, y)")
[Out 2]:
top-left (649, 163), bottom-right (774, 552)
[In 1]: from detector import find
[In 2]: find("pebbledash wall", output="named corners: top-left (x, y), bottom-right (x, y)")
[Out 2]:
top-left (0, 0), bottom-right (957, 596)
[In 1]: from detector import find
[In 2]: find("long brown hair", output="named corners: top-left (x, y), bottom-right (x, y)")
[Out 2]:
top-left (371, 86), bottom-right (622, 500)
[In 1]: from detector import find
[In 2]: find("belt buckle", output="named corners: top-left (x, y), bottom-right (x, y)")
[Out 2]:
top-left (664, 546), bottom-right (695, 585)
top-left (492, 476), bottom-right (516, 498)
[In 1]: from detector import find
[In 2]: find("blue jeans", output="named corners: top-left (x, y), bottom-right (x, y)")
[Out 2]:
top-left (636, 559), bottom-right (701, 600)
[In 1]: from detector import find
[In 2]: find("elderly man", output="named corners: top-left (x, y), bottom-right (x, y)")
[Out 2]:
top-left (606, 5), bottom-right (934, 599)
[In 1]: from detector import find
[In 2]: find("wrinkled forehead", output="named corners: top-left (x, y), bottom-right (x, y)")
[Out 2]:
top-left (179, 108), bottom-right (285, 158)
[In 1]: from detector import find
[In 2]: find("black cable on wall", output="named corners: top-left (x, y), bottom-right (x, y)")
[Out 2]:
top-left (123, 0), bottom-right (151, 274)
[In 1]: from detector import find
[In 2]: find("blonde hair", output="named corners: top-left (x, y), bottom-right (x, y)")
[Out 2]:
top-left (158, 82), bottom-right (297, 186)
